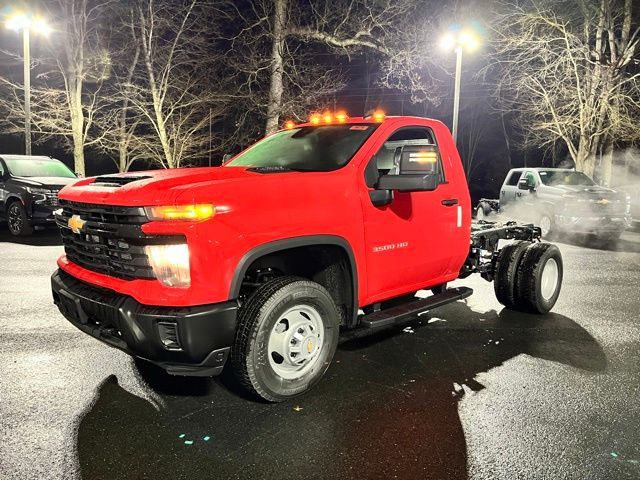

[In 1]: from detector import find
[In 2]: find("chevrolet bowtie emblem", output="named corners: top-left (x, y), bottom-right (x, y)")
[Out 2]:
top-left (68, 214), bottom-right (86, 234)
top-left (596, 198), bottom-right (610, 205)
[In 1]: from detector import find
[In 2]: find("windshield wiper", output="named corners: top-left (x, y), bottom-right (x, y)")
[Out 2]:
top-left (247, 166), bottom-right (301, 173)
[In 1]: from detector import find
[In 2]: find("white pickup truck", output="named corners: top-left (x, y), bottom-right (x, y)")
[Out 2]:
top-left (475, 168), bottom-right (631, 243)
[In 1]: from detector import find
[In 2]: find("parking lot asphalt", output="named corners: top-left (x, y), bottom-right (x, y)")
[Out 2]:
top-left (1, 227), bottom-right (639, 480)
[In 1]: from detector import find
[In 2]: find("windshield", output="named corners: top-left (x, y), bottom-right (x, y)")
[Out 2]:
top-left (5, 157), bottom-right (76, 178)
top-left (227, 125), bottom-right (377, 172)
top-left (538, 170), bottom-right (595, 186)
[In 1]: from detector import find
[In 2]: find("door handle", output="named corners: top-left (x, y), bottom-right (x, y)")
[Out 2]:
top-left (441, 198), bottom-right (458, 206)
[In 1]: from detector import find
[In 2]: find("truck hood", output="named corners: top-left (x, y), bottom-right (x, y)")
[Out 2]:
top-left (549, 184), bottom-right (628, 206)
top-left (57, 167), bottom-right (292, 205)
top-left (12, 176), bottom-right (78, 190)
top-left (552, 184), bottom-right (616, 195)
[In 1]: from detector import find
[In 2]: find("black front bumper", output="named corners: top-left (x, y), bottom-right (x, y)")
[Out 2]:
top-left (29, 199), bottom-right (60, 226)
top-left (51, 269), bottom-right (238, 376)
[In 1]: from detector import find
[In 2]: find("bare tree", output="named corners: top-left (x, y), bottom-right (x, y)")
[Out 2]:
top-left (490, 0), bottom-right (640, 182)
top-left (91, 1), bottom-right (235, 171)
top-left (106, 0), bottom-right (230, 169)
top-left (92, 11), bottom-right (142, 173)
top-left (0, 0), bottom-right (111, 176)
top-left (222, 0), bottom-right (419, 136)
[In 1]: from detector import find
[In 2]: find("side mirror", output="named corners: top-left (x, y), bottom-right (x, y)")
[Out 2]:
top-left (518, 179), bottom-right (534, 191)
top-left (377, 173), bottom-right (438, 192)
top-left (222, 153), bottom-right (233, 162)
top-left (375, 144), bottom-right (441, 193)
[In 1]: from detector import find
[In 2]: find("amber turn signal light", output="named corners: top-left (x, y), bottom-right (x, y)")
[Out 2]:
top-left (146, 204), bottom-right (215, 221)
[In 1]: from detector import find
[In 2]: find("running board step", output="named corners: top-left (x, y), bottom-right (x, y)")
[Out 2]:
top-left (360, 287), bottom-right (473, 330)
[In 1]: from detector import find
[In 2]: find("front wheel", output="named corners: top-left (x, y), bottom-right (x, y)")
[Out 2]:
top-left (7, 201), bottom-right (33, 236)
top-left (538, 212), bottom-right (554, 239)
top-left (231, 276), bottom-right (340, 402)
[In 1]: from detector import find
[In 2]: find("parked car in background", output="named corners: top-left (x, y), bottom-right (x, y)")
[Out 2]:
top-left (0, 155), bottom-right (77, 236)
top-left (476, 168), bottom-right (631, 243)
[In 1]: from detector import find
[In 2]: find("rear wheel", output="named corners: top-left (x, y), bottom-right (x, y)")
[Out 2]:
top-left (231, 276), bottom-right (339, 402)
top-left (7, 201), bottom-right (33, 236)
top-left (515, 243), bottom-right (563, 314)
top-left (494, 241), bottom-right (531, 309)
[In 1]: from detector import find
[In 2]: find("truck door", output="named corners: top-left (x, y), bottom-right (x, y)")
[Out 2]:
top-left (500, 170), bottom-right (523, 205)
top-left (516, 171), bottom-right (537, 203)
top-left (359, 126), bottom-right (459, 300)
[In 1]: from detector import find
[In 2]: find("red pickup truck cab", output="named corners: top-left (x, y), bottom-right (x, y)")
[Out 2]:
top-left (51, 114), bottom-right (563, 401)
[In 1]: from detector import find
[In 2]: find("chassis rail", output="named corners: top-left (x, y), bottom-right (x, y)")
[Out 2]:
top-left (460, 220), bottom-right (542, 281)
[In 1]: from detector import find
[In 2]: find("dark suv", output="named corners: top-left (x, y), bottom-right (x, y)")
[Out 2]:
top-left (0, 155), bottom-right (77, 236)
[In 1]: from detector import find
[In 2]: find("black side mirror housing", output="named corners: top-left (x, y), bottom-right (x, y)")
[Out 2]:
top-left (369, 189), bottom-right (393, 206)
top-left (377, 173), bottom-right (438, 192)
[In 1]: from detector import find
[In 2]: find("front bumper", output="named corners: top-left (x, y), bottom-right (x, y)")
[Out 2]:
top-left (30, 202), bottom-right (59, 225)
top-left (554, 214), bottom-right (631, 234)
top-left (51, 269), bottom-right (238, 376)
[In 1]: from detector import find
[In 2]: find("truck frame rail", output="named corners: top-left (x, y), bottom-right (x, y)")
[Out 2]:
top-left (461, 220), bottom-right (542, 281)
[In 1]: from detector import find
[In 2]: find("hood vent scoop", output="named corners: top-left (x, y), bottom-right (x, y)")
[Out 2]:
top-left (92, 175), bottom-right (151, 187)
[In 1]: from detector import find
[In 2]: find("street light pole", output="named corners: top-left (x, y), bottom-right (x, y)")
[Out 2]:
top-left (440, 27), bottom-right (480, 146)
top-left (452, 46), bottom-right (463, 145)
top-left (23, 26), bottom-right (31, 155)
top-left (6, 12), bottom-right (51, 156)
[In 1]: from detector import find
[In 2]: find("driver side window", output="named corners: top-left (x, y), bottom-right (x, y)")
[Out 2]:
top-left (364, 127), bottom-right (441, 187)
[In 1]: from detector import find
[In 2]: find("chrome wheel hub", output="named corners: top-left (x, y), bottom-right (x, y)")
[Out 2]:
top-left (267, 305), bottom-right (324, 380)
top-left (540, 258), bottom-right (559, 301)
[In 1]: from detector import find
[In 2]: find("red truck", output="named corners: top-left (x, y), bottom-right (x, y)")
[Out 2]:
top-left (51, 114), bottom-right (563, 401)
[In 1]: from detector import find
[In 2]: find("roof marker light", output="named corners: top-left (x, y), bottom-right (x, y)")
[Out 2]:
top-left (284, 120), bottom-right (296, 129)
top-left (309, 113), bottom-right (321, 125)
top-left (322, 112), bottom-right (333, 124)
top-left (335, 111), bottom-right (348, 123)
top-left (372, 110), bottom-right (385, 122)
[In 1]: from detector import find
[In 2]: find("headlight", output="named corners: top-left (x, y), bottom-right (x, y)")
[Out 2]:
top-left (145, 243), bottom-right (190, 287)
top-left (27, 187), bottom-right (54, 195)
top-left (146, 204), bottom-right (215, 221)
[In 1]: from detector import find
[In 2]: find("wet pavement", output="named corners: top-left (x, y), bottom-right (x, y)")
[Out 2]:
top-left (1, 227), bottom-right (639, 479)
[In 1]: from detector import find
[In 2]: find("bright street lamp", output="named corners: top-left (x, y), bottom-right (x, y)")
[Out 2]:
top-left (5, 12), bottom-right (51, 156)
top-left (440, 27), bottom-right (481, 144)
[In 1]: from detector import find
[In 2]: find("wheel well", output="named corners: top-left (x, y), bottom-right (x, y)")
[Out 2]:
top-left (5, 196), bottom-right (20, 211)
top-left (239, 244), bottom-right (355, 327)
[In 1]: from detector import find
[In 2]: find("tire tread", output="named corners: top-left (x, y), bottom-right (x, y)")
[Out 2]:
top-left (494, 241), bottom-right (531, 309)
